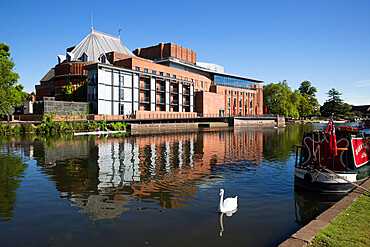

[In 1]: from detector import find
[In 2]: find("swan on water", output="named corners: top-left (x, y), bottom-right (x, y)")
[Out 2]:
top-left (218, 189), bottom-right (238, 213)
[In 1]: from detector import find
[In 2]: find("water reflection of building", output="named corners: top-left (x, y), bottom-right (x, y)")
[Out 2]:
top-left (26, 129), bottom-right (264, 220)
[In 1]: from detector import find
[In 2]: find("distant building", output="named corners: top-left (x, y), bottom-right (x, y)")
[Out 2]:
top-left (352, 105), bottom-right (370, 117)
top-left (36, 28), bottom-right (264, 116)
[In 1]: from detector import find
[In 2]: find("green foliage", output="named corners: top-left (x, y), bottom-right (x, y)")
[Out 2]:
top-left (20, 123), bottom-right (35, 133)
top-left (108, 122), bottom-right (127, 130)
top-left (311, 194), bottom-right (370, 247)
top-left (61, 82), bottom-right (74, 101)
top-left (0, 43), bottom-right (25, 115)
top-left (320, 88), bottom-right (353, 118)
top-left (61, 82), bottom-right (87, 102)
top-left (264, 80), bottom-right (320, 118)
top-left (37, 113), bottom-right (56, 133)
top-left (263, 81), bottom-right (300, 118)
top-left (0, 152), bottom-right (28, 221)
top-left (298, 81), bottom-right (320, 115)
top-left (12, 125), bottom-right (21, 133)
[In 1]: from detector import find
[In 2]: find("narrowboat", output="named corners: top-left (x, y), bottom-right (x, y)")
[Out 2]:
top-left (294, 121), bottom-right (370, 193)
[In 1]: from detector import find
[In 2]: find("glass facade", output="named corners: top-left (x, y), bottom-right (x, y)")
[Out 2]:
top-left (213, 75), bottom-right (256, 90)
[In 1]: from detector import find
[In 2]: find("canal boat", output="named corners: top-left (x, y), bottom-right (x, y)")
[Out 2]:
top-left (294, 119), bottom-right (370, 193)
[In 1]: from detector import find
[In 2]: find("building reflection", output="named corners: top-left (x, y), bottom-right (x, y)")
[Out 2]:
top-left (2, 129), bottom-right (264, 221)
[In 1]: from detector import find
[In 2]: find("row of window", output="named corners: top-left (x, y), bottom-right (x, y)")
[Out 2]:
top-left (226, 90), bottom-right (257, 98)
top-left (134, 66), bottom-right (207, 88)
top-left (226, 98), bottom-right (259, 109)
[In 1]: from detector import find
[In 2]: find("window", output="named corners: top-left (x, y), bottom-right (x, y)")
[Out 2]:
top-left (117, 58), bottom-right (121, 61)
top-left (135, 66), bottom-right (140, 71)
top-left (120, 104), bottom-right (124, 115)
top-left (227, 98), bottom-right (230, 107)
top-left (144, 68), bottom-right (148, 73)
top-left (257, 103), bottom-right (259, 108)
top-left (167, 73), bottom-right (170, 77)
top-left (120, 88), bottom-right (124, 100)
top-left (239, 99), bottom-right (242, 107)
top-left (201, 81), bottom-right (203, 87)
top-left (160, 72), bottom-right (164, 76)
top-left (152, 70), bottom-right (156, 74)
top-left (234, 91), bottom-right (236, 95)
top-left (239, 92), bottom-right (242, 96)
top-left (120, 75), bottom-right (124, 84)
top-left (250, 100), bottom-right (253, 108)
top-left (245, 93), bottom-right (248, 96)
top-left (173, 75), bottom-right (176, 79)
top-left (81, 53), bottom-right (88, 62)
top-left (234, 99), bottom-right (236, 106)
top-left (257, 89), bottom-right (260, 93)
top-left (250, 93), bottom-right (253, 98)
top-left (228, 91), bottom-right (230, 94)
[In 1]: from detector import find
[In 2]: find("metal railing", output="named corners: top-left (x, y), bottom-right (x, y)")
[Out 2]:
top-left (156, 86), bottom-right (165, 91)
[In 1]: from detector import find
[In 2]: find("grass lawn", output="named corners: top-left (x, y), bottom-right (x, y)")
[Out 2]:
top-left (310, 193), bottom-right (370, 247)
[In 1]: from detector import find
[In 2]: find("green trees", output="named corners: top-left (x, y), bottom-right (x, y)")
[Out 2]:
top-left (320, 88), bottom-right (353, 118)
top-left (298, 81), bottom-right (320, 115)
top-left (263, 80), bottom-right (317, 118)
top-left (0, 43), bottom-right (25, 115)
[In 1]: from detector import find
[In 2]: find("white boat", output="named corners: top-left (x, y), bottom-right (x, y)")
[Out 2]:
top-left (74, 130), bottom-right (126, 136)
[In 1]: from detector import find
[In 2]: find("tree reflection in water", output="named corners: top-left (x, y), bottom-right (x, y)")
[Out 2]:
top-left (0, 150), bottom-right (28, 221)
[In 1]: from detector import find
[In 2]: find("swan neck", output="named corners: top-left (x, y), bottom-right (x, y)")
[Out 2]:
top-left (219, 193), bottom-right (224, 211)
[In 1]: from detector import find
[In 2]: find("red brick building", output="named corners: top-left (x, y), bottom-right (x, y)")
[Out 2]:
top-left (36, 29), bottom-right (264, 116)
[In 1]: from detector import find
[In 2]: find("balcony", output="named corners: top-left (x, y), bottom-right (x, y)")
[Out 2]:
top-left (140, 97), bottom-right (150, 103)
top-left (156, 85), bottom-right (165, 92)
top-left (140, 84), bottom-right (150, 90)
top-left (156, 98), bottom-right (165, 104)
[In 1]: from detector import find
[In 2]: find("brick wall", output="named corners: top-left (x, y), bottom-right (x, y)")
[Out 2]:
top-left (133, 43), bottom-right (196, 64)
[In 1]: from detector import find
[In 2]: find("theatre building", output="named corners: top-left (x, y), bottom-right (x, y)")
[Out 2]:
top-left (36, 28), bottom-right (264, 117)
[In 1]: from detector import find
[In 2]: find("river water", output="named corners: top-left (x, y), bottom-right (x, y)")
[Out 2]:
top-left (0, 124), bottom-right (346, 246)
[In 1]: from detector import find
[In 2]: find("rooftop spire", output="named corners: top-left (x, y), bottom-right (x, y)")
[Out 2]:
top-left (118, 25), bottom-right (122, 39)
top-left (90, 12), bottom-right (94, 31)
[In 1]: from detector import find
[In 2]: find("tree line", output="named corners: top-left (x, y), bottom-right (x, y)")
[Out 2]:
top-left (263, 80), bottom-right (354, 119)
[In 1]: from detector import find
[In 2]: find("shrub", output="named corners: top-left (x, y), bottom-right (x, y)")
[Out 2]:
top-left (108, 122), bottom-right (126, 131)
top-left (20, 123), bottom-right (35, 133)
top-left (12, 125), bottom-right (22, 133)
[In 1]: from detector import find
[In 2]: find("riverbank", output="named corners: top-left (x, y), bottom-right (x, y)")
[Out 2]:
top-left (280, 179), bottom-right (370, 247)
top-left (311, 193), bottom-right (369, 246)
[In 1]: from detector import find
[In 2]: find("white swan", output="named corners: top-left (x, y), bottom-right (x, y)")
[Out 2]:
top-left (218, 189), bottom-right (238, 213)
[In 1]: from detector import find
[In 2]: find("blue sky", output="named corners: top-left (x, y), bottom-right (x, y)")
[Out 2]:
top-left (1, 0), bottom-right (369, 105)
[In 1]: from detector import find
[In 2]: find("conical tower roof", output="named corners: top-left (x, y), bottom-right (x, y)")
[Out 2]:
top-left (68, 29), bottom-right (135, 62)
